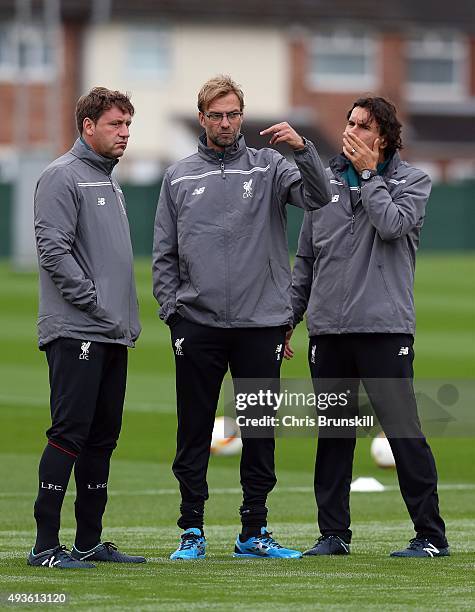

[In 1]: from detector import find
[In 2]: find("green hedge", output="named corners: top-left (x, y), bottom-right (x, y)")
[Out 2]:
top-left (0, 183), bottom-right (12, 257)
top-left (1, 181), bottom-right (474, 258)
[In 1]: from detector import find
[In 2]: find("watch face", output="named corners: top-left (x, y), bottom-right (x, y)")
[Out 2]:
top-left (361, 169), bottom-right (371, 179)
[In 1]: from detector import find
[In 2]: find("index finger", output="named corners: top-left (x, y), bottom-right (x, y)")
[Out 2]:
top-left (347, 133), bottom-right (371, 151)
top-left (346, 132), bottom-right (364, 145)
top-left (260, 123), bottom-right (284, 136)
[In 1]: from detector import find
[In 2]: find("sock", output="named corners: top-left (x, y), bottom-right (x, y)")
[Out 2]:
top-left (177, 503), bottom-right (204, 532)
top-left (33, 442), bottom-right (77, 554)
top-left (184, 527), bottom-right (204, 537)
top-left (240, 504), bottom-right (268, 540)
top-left (240, 527), bottom-right (263, 541)
top-left (73, 447), bottom-right (112, 552)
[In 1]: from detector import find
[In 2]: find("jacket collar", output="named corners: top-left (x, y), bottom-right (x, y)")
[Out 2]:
top-left (329, 151), bottom-right (401, 183)
top-left (197, 132), bottom-right (247, 163)
top-left (70, 138), bottom-right (119, 175)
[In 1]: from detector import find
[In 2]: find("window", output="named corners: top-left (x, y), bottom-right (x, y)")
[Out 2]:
top-left (0, 24), bottom-right (16, 77)
top-left (0, 22), bottom-right (55, 81)
top-left (406, 31), bottom-right (467, 100)
top-left (126, 26), bottom-right (170, 82)
top-left (308, 29), bottom-right (377, 91)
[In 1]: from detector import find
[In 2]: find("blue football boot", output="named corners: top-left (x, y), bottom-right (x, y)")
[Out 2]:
top-left (233, 527), bottom-right (302, 559)
top-left (170, 528), bottom-right (206, 560)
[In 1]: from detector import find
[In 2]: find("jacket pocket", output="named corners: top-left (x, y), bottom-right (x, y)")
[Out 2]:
top-left (378, 264), bottom-right (397, 316)
top-left (88, 283), bottom-right (124, 339)
top-left (312, 247), bottom-right (325, 281)
top-left (184, 259), bottom-right (199, 293)
top-left (268, 259), bottom-right (288, 302)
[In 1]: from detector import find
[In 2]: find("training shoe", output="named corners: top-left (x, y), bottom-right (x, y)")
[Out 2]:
top-left (71, 541), bottom-right (146, 563)
top-left (170, 528), bottom-right (206, 560)
top-left (27, 545), bottom-right (95, 569)
top-left (233, 527), bottom-right (302, 559)
top-left (390, 538), bottom-right (450, 558)
top-left (303, 535), bottom-right (350, 556)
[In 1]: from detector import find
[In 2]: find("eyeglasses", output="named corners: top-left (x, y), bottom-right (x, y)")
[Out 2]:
top-left (204, 111), bottom-right (243, 123)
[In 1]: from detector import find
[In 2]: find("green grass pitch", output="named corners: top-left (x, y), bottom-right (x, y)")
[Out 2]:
top-left (0, 254), bottom-right (474, 610)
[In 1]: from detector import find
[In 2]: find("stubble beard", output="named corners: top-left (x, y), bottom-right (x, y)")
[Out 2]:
top-left (209, 130), bottom-right (239, 149)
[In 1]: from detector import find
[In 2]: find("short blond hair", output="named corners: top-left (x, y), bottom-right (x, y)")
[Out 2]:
top-left (197, 75), bottom-right (244, 112)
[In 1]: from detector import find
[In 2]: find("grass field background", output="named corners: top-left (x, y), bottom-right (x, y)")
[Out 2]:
top-left (0, 254), bottom-right (474, 610)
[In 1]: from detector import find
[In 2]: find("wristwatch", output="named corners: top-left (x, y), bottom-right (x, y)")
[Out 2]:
top-left (360, 168), bottom-right (377, 180)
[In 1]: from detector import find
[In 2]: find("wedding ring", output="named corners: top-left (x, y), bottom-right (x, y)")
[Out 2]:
top-left (351, 147), bottom-right (356, 154)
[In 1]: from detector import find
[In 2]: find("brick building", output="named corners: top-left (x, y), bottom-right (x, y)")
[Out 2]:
top-left (0, 0), bottom-right (474, 182)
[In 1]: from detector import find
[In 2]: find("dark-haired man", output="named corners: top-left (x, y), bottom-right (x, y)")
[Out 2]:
top-left (287, 96), bottom-right (449, 558)
top-left (30, 87), bottom-right (145, 568)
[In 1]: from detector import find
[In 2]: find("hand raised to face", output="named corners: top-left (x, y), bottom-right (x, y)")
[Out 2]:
top-left (343, 132), bottom-right (380, 173)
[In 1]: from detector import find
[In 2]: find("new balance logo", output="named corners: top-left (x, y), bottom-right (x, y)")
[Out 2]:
top-left (192, 186), bottom-right (206, 195)
top-left (97, 197), bottom-right (106, 206)
top-left (339, 540), bottom-right (350, 553)
top-left (243, 179), bottom-right (253, 198)
top-left (331, 194), bottom-right (340, 202)
top-left (42, 555), bottom-right (60, 567)
top-left (175, 338), bottom-right (184, 356)
top-left (398, 346), bottom-right (409, 356)
top-left (422, 542), bottom-right (440, 557)
top-left (311, 345), bottom-right (316, 364)
top-left (79, 341), bottom-right (91, 360)
top-left (275, 344), bottom-right (283, 361)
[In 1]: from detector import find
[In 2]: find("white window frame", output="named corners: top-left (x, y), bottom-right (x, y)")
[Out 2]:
top-left (126, 25), bottom-right (171, 83)
top-left (0, 23), bottom-right (17, 80)
top-left (0, 22), bottom-right (55, 83)
top-left (406, 31), bottom-right (468, 102)
top-left (307, 29), bottom-right (377, 91)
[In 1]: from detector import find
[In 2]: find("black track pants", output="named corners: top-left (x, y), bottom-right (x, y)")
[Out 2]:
top-left (170, 318), bottom-right (286, 531)
top-left (309, 333), bottom-right (447, 548)
top-left (33, 338), bottom-right (127, 552)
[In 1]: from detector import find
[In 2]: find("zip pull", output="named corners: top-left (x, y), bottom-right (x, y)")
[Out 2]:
top-left (350, 214), bottom-right (355, 234)
top-left (220, 160), bottom-right (225, 179)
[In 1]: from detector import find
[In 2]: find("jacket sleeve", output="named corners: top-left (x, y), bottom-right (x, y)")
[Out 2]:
top-left (274, 139), bottom-right (330, 211)
top-left (360, 170), bottom-right (431, 241)
top-left (152, 173), bottom-right (179, 322)
top-left (291, 211), bottom-right (315, 328)
top-left (34, 167), bottom-right (97, 312)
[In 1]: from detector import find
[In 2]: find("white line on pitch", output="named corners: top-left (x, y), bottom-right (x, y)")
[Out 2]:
top-left (0, 394), bottom-right (175, 413)
top-left (0, 483), bottom-right (474, 499)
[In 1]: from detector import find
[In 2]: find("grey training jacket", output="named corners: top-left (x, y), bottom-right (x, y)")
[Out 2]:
top-left (292, 152), bottom-right (431, 336)
top-left (153, 133), bottom-right (330, 328)
top-left (34, 138), bottom-right (141, 348)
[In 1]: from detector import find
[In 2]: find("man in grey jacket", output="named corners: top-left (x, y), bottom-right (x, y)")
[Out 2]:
top-left (153, 75), bottom-right (330, 559)
top-left (30, 87), bottom-right (145, 569)
top-left (288, 96), bottom-right (448, 558)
